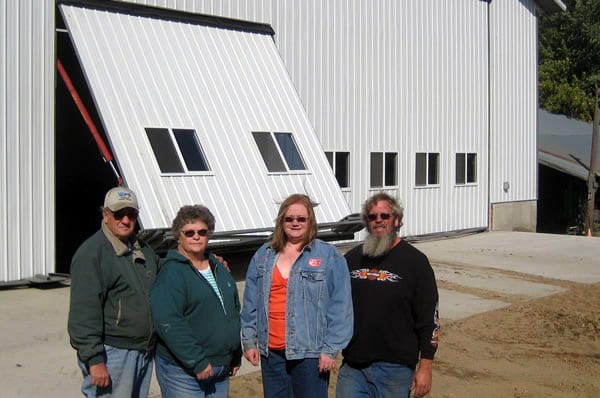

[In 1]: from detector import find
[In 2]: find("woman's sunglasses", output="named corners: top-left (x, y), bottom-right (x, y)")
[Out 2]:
top-left (181, 229), bottom-right (209, 238)
top-left (284, 216), bottom-right (308, 223)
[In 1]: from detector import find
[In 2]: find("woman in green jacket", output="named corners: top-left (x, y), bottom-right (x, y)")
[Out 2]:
top-left (151, 205), bottom-right (241, 398)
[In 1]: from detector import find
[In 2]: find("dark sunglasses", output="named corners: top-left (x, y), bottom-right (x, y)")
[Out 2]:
top-left (111, 208), bottom-right (139, 221)
top-left (182, 229), bottom-right (209, 238)
top-left (367, 213), bottom-right (392, 221)
top-left (284, 216), bottom-right (308, 223)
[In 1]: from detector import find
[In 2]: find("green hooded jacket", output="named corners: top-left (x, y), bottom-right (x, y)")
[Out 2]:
top-left (151, 249), bottom-right (242, 375)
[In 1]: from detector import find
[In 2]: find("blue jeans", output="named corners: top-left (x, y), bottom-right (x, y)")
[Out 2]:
top-left (78, 345), bottom-right (153, 398)
top-left (335, 361), bottom-right (414, 398)
top-left (155, 355), bottom-right (230, 398)
top-left (261, 350), bottom-right (329, 398)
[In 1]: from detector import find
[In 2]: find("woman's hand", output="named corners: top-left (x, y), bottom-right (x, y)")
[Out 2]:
top-left (318, 353), bottom-right (337, 373)
top-left (244, 348), bottom-right (260, 366)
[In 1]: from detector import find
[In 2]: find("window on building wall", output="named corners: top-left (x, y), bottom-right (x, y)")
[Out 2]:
top-left (325, 151), bottom-right (350, 188)
top-left (145, 128), bottom-right (210, 173)
top-left (455, 153), bottom-right (477, 184)
top-left (415, 152), bottom-right (439, 186)
top-left (275, 132), bottom-right (305, 170)
top-left (384, 152), bottom-right (397, 186)
top-left (173, 129), bottom-right (210, 171)
top-left (253, 131), bottom-right (306, 172)
top-left (370, 152), bottom-right (397, 188)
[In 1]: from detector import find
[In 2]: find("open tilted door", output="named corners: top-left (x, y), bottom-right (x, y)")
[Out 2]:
top-left (59, 0), bottom-right (360, 251)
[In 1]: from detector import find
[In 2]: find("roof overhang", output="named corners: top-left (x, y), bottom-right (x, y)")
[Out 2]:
top-left (535, 0), bottom-right (567, 13)
top-left (539, 150), bottom-right (589, 181)
top-left (538, 109), bottom-right (599, 181)
top-left (59, 0), bottom-right (275, 35)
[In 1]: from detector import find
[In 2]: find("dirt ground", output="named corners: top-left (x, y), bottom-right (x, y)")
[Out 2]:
top-left (228, 280), bottom-right (600, 397)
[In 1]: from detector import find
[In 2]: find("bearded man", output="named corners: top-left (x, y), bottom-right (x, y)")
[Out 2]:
top-left (336, 193), bottom-right (440, 398)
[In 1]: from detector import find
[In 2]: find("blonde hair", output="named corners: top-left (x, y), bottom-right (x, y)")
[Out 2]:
top-left (271, 194), bottom-right (318, 252)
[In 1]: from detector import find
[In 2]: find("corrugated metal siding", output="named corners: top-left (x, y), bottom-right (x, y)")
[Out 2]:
top-left (397, 1), bottom-right (490, 236)
top-left (0, 0), bottom-right (54, 282)
top-left (121, 0), bottom-right (492, 236)
top-left (489, 0), bottom-right (539, 204)
top-left (0, 0), bottom-right (544, 282)
top-left (60, 3), bottom-right (350, 232)
top-left (281, 0), bottom-right (490, 236)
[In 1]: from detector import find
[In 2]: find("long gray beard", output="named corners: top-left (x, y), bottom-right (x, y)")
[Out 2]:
top-left (362, 232), bottom-right (396, 258)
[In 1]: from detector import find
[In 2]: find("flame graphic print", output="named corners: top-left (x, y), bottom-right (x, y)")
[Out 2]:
top-left (350, 268), bottom-right (401, 282)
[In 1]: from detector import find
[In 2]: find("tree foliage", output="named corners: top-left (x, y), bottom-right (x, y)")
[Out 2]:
top-left (539, 0), bottom-right (600, 121)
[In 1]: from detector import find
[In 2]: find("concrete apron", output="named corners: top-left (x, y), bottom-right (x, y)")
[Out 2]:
top-left (1, 231), bottom-right (598, 397)
top-left (415, 230), bottom-right (600, 320)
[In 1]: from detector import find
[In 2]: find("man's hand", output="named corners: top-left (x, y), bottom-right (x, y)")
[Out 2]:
top-left (318, 353), bottom-right (336, 373)
top-left (244, 348), bottom-right (260, 366)
top-left (89, 362), bottom-right (110, 387)
top-left (196, 363), bottom-right (214, 380)
top-left (411, 358), bottom-right (433, 398)
top-left (230, 366), bottom-right (240, 376)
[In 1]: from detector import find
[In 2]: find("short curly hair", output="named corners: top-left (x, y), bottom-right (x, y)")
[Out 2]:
top-left (171, 205), bottom-right (216, 238)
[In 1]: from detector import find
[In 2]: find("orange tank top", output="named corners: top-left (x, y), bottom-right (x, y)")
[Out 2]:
top-left (268, 265), bottom-right (288, 350)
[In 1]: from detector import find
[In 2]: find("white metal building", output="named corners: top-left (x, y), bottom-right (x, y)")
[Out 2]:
top-left (0, 0), bottom-right (565, 284)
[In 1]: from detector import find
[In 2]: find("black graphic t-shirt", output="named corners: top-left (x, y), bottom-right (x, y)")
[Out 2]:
top-left (343, 240), bottom-right (439, 367)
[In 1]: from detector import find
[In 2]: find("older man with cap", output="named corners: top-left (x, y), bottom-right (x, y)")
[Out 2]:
top-left (68, 186), bottom-right (160, 398)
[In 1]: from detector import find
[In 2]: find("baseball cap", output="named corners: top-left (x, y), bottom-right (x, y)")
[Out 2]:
top-left (103, 186), bottom-right (139, 212)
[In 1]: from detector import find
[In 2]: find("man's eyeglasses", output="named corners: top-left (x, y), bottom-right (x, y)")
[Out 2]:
top-left (284, 216), bottom-right (308, 223)
top-left (367, 213), bottom-right (392, 221)
top-left (111, 208), bottom-right (139, 221)
top-left (182, 229), bottom-right (209, 238)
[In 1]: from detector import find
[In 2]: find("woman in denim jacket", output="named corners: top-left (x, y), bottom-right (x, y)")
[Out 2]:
top-left (241, 194), bottom-right (353, 398)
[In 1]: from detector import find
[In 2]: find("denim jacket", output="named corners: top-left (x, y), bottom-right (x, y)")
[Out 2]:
top-left (241, 239), bottom-right (353, 360)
